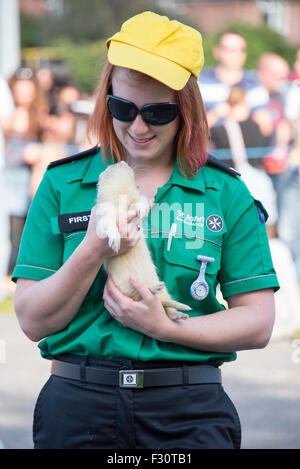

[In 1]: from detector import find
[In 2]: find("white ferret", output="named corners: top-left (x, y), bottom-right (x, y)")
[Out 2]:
top-left (95, 161), bottom-right (191, 320)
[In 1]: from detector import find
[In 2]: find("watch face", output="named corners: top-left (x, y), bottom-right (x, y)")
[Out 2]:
top-left (190, 281), bottom-right (209, 300)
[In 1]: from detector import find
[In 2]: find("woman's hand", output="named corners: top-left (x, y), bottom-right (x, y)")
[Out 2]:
top-left (103, 275), bottom-right (172, 339)
top-left (82, 197), bottom-right (154, 261)
top-left (82, 205), bottom-right (143, 262)
top-left (104, 277), bottom-right (275, 352)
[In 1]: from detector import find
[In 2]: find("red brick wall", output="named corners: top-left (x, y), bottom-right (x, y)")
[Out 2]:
top-left (182, 1), bottom-right (263, 34)
top-left (19, 0), bottom-right (48, 17)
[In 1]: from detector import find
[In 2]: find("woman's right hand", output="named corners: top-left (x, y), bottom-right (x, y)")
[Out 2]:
top-left (82, 205), bottom-right (143, 261)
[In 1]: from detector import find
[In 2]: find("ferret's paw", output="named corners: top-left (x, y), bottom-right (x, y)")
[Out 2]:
top-left (151, 282), bottom-right (165, 294)
top-left (96, 220), bottom-right (121, 253)
top-left (95, 221), bottom-right (105, 240)
top-left (166, 308), bottom-right (189, 321)
top-left (107, 229), bottom-right (121, 253)
top-left (135, 195), bottom-right (150, 219)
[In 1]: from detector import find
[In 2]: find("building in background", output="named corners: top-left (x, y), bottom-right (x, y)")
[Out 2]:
top-left (157, 0), bottom-right (300, 46)
top-left (3, 0), bottom-right (300, 80)
top-left (19, 0), bottom-right (63, 17)
top-left (18, 1), bottom-right (300, 46)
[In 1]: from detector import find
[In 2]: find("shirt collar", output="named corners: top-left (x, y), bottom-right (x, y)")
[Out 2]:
top-left (67, 150), bottom-right (205, 192)
top-left (67, 148), bottom-right (113, 184)
top-left (170, 158), bottom-right (206, 193)
top-left (82, 150), bottom-right (114, 184)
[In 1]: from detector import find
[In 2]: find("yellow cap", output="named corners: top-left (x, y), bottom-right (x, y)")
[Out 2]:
top-left (106, 11), bottom-right (204, 90)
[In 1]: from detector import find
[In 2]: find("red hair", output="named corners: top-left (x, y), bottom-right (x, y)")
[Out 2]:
top-left (87, 61), bottom-right (208, 177)
top-left (175, 75), bottom-right (209, 176)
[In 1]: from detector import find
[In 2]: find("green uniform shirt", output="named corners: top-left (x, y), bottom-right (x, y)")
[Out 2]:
top-left (12, 147), bottom-right (279, 365)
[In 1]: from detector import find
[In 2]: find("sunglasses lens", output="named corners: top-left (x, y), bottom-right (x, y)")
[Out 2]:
top-left (142, 103), bottom-right (179, 125)
top-left (107, 96), bottom-right (137, 122)
top-left (107, 95), bottom-right (179, 125)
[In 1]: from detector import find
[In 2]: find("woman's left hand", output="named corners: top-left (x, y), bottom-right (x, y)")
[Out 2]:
top-left (103, 275), bottom-right (172, 339)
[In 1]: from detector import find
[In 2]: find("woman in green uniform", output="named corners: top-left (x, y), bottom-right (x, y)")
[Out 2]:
top-left (13, 12), bottom-right (279, 449)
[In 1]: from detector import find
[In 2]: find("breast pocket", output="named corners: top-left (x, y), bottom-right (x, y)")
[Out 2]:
top-left (162, 236), bottom-right (222, 312)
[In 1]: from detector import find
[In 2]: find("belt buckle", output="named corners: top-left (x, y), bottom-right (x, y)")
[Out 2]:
top-left (119, 370), bottom-right (144, 388)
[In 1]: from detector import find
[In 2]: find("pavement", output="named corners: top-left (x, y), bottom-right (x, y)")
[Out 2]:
top-left (1, 312), bottom-right (300, 450)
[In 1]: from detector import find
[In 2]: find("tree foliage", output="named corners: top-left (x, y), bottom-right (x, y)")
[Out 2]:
top-left (20, 1), bottom-right (298, 93)
top-left (21, 0), bottom-right (165, 47)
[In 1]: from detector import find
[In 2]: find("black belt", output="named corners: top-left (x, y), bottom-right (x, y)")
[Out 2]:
top-left (51, 359), bottom-right (222, 388)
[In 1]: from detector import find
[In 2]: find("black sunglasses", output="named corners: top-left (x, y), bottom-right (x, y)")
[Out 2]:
top-left (106, 95), bottom-right (180, 126)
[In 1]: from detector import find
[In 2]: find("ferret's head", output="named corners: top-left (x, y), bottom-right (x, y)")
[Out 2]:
top-left (99, 161), bottom-right (134, 185)
top-left (97, 161), bottom-right (137, 204)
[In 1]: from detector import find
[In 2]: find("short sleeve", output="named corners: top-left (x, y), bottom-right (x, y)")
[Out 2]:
top-left (218, 181), bottom-right (279, 298)
top-left (12, 171), bottom-right (64, 282)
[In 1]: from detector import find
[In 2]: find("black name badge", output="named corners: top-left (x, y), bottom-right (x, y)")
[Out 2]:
top-left (58, 211), bottom-right (91, 233)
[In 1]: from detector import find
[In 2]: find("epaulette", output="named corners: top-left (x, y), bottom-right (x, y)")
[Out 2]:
top-left (206, 154), bottom-right (240, 178)
top-left (47, 145), bottom-right (99, 170)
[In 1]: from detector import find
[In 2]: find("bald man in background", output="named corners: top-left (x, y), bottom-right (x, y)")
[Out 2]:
top-left (258, 53), bottom-right (291, 146)
top-left (257, 52), bottom-right (300, 284)
top-left (198, 31), bottom-right (273, 136)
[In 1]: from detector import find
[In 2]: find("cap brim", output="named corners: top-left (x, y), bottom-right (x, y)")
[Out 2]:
top-left (107, 40), bottom-right (190, 91)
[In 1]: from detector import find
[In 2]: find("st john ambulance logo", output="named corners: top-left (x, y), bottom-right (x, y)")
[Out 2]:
top-left (206, 215), bottom-right (223, 232)
top-left (123, 373), bottom-right (137, 385)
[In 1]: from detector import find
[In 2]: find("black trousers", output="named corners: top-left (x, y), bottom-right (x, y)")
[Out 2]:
top-left (33, 356), bottom-right (241, 449)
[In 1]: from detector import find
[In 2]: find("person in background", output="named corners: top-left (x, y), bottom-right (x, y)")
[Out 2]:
top-left (56, 85), bottom-right (80, 109)
top-left (27, 68), bottom-right (82, 198)
top-left (36, 66), bottom-right (56, 114)
top-left (6, 67), bottom-right (48, 142)
top-left (285, 48), bottom-right (300, 169)
top-left (284, 49), bottom-right (300, 281)
top-left (257, 52), bottom-right (291, 162)
top-left (210, 86), bottom-right (277, 234)
top-left (36, 61), bottom-right (74, 114)
top-left (198, 30), bottom-right (273, 137)
top-left (24, 99), bottom-right (78, 199)
top-left (210, 87), bottom-right (270, 167)
top-left (70, 93), bottom-right (96, 148)
top-left (37, 63), bottom-right (94, 148)
top-left (0, 75), bottom-right (15, 300)
top-left (3, 67), bottom-right (48, 277)
top-left (288, 48), bottom-right (300, 82)
top-left (210, 85), bottom-right (300, 338)
top-left (257, 52), bottom-right (300, 284)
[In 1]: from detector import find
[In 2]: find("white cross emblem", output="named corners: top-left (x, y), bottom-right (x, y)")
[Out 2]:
top-left (206, 215), bottom-right (223, 232)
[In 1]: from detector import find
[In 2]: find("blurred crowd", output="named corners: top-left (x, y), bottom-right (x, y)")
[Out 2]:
top-left (199, 31), bottom-right (300, 337)
top-left (0, 35), bottom-right (300, 334)
top-left (0, 60), bottom-right (94, 300)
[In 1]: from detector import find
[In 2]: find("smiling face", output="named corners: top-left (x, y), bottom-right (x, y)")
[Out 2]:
top-left (110, 67), bottom-right (180, 166)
